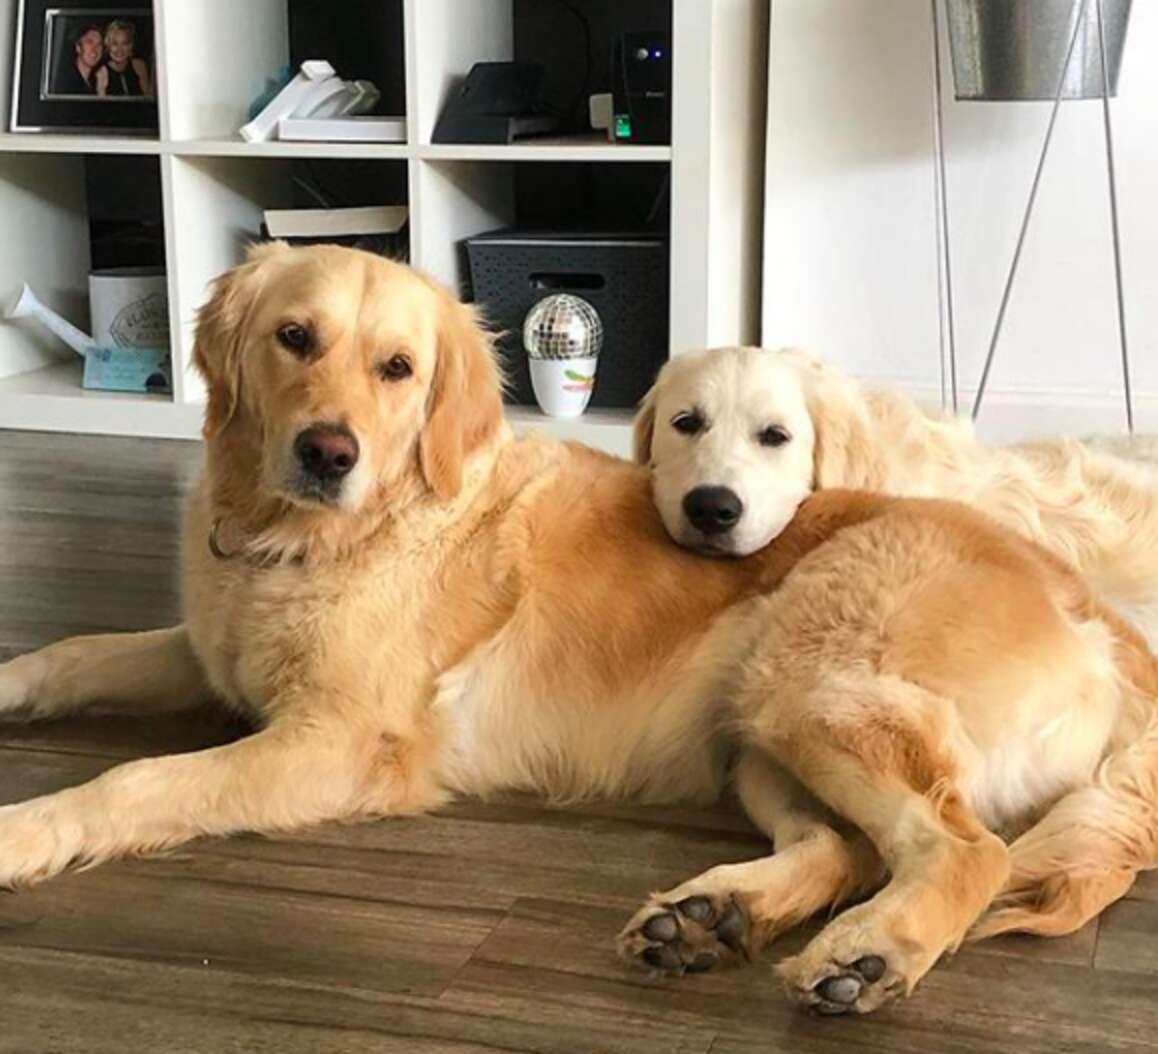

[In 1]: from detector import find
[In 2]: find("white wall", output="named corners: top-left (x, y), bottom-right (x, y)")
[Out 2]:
top-left (762, 0), bottom-right (1158, 440)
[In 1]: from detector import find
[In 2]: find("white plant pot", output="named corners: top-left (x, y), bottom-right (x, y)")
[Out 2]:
top-left (89, 267), bottom-right (169, 348)
top-left (529, 356), bottom-right (598, 418)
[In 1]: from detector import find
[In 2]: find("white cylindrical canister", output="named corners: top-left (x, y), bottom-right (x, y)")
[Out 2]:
top-left (89, 267), bottom-right (169, 348)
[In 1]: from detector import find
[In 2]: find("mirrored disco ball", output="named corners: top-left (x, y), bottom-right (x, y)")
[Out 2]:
top-left (522, 293), bottom-right (603, 361)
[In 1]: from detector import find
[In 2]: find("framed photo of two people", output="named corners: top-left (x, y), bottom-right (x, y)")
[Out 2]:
top-left (10, 1), bottom-right (158, 133)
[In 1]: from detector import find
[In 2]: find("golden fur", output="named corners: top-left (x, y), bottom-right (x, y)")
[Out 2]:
top-left (0, 245), bottom-right (1156, 1017)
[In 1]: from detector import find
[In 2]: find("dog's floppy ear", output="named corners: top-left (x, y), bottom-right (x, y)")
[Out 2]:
top-left (632, 384), bottom-right (658, 465)
top-left (420, 296), bottom-right (504, 501)
top-left (784, 349), bottom-right (882, 490)
top-left (192, 241), bottom-right (290, 439)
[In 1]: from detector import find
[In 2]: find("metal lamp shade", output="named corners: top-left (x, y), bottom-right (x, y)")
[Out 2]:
top-left (947, 0), bottom-right (1132, 100)
top-left (522, 294), bottom-right (603, 361)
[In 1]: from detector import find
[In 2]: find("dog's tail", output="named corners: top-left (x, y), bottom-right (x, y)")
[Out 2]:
top-left (971, 689), bottom-right (1158, 940)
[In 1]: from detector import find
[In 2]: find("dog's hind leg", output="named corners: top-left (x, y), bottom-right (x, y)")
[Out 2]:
top-left (0, 625), bottom-right (212, 720)
top-left (972, 715), bottom-right (1158, 940)
top-left (765, 676), bottom-right (1011, 1015)
top-left (617, 751), bottom-right (884, 974)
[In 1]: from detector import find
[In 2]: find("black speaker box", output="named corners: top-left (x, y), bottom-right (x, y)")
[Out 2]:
top-left (465, 230), bottom-right (669, 410)
top-left (611, 30), bottom-right (672, 144)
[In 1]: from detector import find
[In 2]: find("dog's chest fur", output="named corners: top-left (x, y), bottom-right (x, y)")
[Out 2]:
top-left (187, 551), bottom-right (436, 721)
top-left (181, 491), bottom-right (501, 726)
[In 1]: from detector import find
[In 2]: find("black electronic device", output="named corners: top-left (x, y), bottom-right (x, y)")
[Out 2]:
top-left (611, 30), bottom-right (672, 145)
top-left (465, 229), bottom-right (669, 409)
top-left (432, 61), bottom-right (561, 144)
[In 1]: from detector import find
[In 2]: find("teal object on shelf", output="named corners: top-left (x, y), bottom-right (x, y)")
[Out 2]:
top-left (83, 346), bottom-right (172, 395)
top-left (247, 66), bottom-right (294, 119)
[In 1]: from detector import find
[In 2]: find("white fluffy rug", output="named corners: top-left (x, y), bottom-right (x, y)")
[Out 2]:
top-left (1083, 433), bottom-right (1158, 465)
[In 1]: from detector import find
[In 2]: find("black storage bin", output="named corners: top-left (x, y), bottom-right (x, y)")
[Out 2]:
top-left (465, 230), bottom-right (669, 409)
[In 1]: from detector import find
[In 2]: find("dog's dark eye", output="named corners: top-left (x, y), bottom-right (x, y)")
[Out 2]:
top-left (672, 411), bottom-right (705, 436)
top-left (377, 354), bottom-right (413, 382)
top-left (276, 323), bottom-right (312, 356)
top-left (758, 425), bottom-right (791, 448)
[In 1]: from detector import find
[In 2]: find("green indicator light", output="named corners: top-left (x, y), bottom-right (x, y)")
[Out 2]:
top-left (615, 114), bottom-right (632, 139)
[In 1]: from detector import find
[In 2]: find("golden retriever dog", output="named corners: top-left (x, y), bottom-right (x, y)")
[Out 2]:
top-left (620, 345), bottom-right (1158, 1010)
top-left (1, 245), bottom-right (1156, 1018)
top-left (634, 346), bottom-right (1158, 643)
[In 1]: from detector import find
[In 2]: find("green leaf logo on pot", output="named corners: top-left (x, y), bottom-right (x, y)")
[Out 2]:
top-left (563, 368), bottom-right (595, 392)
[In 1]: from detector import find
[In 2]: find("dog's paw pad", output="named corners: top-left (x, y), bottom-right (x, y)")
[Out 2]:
top-left (815, 973), bottom-right (863, 1012)
top-left (794, 953), bottom-right (899, 1016)
top-left (713, 900), bottom-right (748, 950)
top-left (642, 943), bottom-right (683, 971)
top-left (676, 895), bottom-right (713, 922)
top-left (642, 912), bottom-right (680, 942)
top-left (851, 954), bottom-right (886, 982)
top-left (618, 892), bottom-right (752, 976)
top-left (685, 952), bottom-right (719, 973)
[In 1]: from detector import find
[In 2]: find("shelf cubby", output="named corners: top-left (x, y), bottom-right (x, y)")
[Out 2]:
top-left (0, 150), bottom-right (178, 434)
top-left (0, 0), bottom-right (768, 455)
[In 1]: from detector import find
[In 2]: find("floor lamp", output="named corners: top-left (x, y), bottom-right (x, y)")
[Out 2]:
top-left (929, 0), bottom-right (1134, 430)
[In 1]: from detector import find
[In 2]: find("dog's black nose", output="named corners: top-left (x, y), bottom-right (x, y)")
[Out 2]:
top-left (683, 486), bottom-right (744, 535)
top-left (294, 425), bottom-right (360, 481)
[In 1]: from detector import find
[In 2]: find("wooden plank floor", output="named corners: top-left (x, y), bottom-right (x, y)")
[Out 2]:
top-left (2, 428), bottom-right (1158, 1053)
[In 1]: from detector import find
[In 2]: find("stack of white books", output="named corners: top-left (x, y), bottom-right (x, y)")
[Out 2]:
top-left (277, 116), bottom-right (406, 143)
top-left (261, 205), bottom-right (409, 258)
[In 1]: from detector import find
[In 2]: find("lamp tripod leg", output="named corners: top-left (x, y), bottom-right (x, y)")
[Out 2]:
top-left (1095, 0), bottom-right (1133, 434)
top-left (972, 0), bottom-right (1089, 422)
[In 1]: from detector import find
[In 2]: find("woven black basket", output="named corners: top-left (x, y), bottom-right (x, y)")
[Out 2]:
top-left (465, 230), bottom-right (669, 409)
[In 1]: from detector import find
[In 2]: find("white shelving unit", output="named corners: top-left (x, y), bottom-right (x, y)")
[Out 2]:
top-left (0, 0), bottom-right (767, 455)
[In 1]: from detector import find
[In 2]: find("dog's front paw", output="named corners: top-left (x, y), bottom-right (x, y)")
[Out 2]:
top-left (0, 653), bottom-right (39, 717)
top-left (0, 798), bottom-right (82, 889)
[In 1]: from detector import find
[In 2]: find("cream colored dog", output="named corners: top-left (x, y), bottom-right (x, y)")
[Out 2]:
top-left (635, 346), bottom-right (1158, 643)
top-left (0, 246), bottom-right (1156, 1017)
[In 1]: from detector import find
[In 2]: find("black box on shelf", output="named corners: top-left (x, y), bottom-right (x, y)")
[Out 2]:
top-left (432, 62), bottom-right (560, 145)
top-left (465, 230), bottom-right (669, 410)
top-left (611, 30), bottom-right (672, 144)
